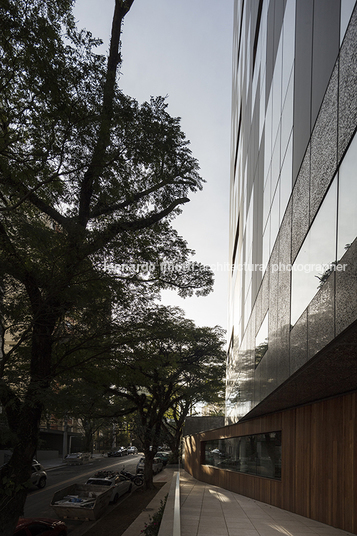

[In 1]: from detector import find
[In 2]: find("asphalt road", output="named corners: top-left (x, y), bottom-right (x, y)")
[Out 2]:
top-left (23, 454), bottom-right (142, 533)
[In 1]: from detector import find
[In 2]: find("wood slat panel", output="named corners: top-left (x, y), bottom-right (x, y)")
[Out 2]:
top-left (184, 391), bottom-right (357, 534)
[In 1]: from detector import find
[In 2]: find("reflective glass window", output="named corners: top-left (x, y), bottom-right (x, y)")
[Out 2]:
top-left (291, 179), bottom-right (337, 326)
top-left (337, 131), bottom-right (357, 260)
top-left (281, 69), bottom-right (294, 162)
top-left (271, 129), bottom-right (281, 199)
top-left (272, 38), bottom-right (283, 145)
top-left (244, 281), bottom-right (252, 330)
top-left (270, 182), bottom-right (280, 249)
top-left (280, 133), bottom-right (293, 223)
top-left (340, 0), bottom-right (356, 44)
top-left (281, 0), bottom-right (296, 103)
top-left (264, 92), bottom-right (273, 178)
top-left (255, 312), bottom-right (268, 367)
top-left (263, 166), bottom-right (271, 228)
top-left (203, 431), bottom-right (282, 480)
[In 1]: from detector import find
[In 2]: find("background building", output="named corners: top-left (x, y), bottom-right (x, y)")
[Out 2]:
top-left (184, 1), bottom-right (357, 533)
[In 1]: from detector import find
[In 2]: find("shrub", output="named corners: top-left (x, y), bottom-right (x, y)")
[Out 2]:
top-left (141, 495), bottom-right (168, 536)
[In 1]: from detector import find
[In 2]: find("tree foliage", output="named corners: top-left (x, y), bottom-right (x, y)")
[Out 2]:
top-left (0, 1), bottom-right (214, 532)
top-left (104, 306), bottom-right (226, 488)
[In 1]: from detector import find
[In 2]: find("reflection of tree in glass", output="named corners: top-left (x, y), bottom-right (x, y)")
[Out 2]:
top-left (315, 261), bottom-right (336, 289)
top-left (255, 342), bottom-right (268, 367)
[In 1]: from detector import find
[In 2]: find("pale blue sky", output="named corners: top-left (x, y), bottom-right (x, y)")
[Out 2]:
top-left (74, 0), bottom-right (234, 331)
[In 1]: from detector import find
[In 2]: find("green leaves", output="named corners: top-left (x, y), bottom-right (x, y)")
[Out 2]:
top-left (0, 1), bottom-right (217, 523)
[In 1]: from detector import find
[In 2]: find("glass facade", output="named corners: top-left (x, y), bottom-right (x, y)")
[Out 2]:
top-left (203, 431), bottom-right (282, 480)
top-left (227, 0), bottom-right (357, 424)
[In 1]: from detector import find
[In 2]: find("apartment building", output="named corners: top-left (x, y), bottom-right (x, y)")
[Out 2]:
top-left (184, 1), bottom-right (357, 533)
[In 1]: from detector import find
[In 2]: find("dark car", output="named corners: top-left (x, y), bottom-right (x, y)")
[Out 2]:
top-left (107, 449), bottom-right (123, 457)
top-left (15, 518), bottom-right (67, 536)
top-left (108, 447), bottom-right (128, 457)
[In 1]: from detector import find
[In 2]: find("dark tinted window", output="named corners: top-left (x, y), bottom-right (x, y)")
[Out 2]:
top-left (203, 431), bottom-right (282, 480)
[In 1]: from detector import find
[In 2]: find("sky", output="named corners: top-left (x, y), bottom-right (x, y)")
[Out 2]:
top-left (73, 0), bottom-right (234, 333)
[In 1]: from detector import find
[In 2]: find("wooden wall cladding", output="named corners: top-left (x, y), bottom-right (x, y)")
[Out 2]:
top-left (183, 392), bottom-right (357, 534)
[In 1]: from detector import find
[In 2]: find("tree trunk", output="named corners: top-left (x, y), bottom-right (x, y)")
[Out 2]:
top-left (0, 317), bottom-right (52, 535)
top-left (142, 447), bottom-right (156, 490)
top-left (0, 401), bottom-right (42, 536)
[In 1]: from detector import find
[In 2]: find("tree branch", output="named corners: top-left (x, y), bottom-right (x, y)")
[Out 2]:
top-left (78, 0), bottom-right (135, 227)
top-left (85, 196), bottom-right (189, 255)
top-left (89, 178), bottom-right (173, 218)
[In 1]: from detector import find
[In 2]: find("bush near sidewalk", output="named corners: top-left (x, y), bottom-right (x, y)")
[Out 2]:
top-left (141, 495), bottom-right (168, 536)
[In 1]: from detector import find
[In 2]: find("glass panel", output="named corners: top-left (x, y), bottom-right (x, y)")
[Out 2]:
top-left (264, 92), bottom-right (273, 179)
top-left (271, 128), bottom-right (281, 200)
top-left (244, 281), bottom-right (252, 330)
top-left (281, 0), bottom-right (296, 102)
top-left (280, 133), bottom-right (293, 223)
top-left (262, 216), bottom-right (270, 270)
top-left (255, 312), bottom-right (268, 367)
top-left (291, 178), bottom-right (337, 326)
top-left (272, 37), bottom-right (283, 145)
top-left (203, 431), bottom-right (282, 480)
top-left (337, 131), bottom-right (357, 260)
top-left (340, 0), bottom-right (356, 44)
top-left (270, 182), bottom-right (280, 250)
top-left (281, 69), bottom-right (294, 163)
top-left (263, 166), bottom-right (271, 228)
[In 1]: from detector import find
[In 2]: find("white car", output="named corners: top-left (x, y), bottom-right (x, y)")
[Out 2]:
top-left (64, 452), bottom-right (91, 465)
top-left (86, 470), bottom-right (131, 503)
top-left (127, 446), bottom-right (138, 454)
top-left (136, 457), bottom-right (163, 475)
top-left (31, 462), bottom-right (47, 489)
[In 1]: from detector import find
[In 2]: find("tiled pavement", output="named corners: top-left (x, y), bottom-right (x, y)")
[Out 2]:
top-left (180, 471), bottom-right (355, 536)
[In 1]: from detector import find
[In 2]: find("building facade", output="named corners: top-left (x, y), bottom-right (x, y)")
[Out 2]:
top-left (184, 1), bottom-right (357, 533)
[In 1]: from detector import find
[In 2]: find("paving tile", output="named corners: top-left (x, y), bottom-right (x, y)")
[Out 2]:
top-left (197, 528), bottom-right (228, 536)
top-left (226, 530), bottom-right (259, 536)
top-left (179, 471), bottom-right (353, 536)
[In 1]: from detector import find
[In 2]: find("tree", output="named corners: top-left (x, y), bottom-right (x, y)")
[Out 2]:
top-left (44, 379), bottom-right (134, 454)
top-left (105, 306), bottom-right (226, 489)
top-left (0, 1), bottom-right (214, 532)
top-left (162, 386), bottom-right (226, 463)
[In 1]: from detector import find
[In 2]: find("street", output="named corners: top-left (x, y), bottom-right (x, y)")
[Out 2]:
top-left (24, 454), bottom-right (142, 533)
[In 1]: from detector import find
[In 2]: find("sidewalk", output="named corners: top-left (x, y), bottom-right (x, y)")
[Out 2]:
top-left (180, 471), bottom-right (355, 536)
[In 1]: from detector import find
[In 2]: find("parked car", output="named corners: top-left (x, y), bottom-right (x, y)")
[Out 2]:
top-left (127, 446), bottom-right (138, 454)
top-left (86, 470), bottom-right (131, 503)
top-left (31, 463), bottom-right (47, 489)
top-left (154, 451), bottom-right (170, 466)
top-left (107, 448), bottom-right (126, 457)
top-left (64, 452), bottom-right (91, 465)
top-left (136, 457), bottom-right (163, 475)
top-left (15, 517), bottom-right (67, 535)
